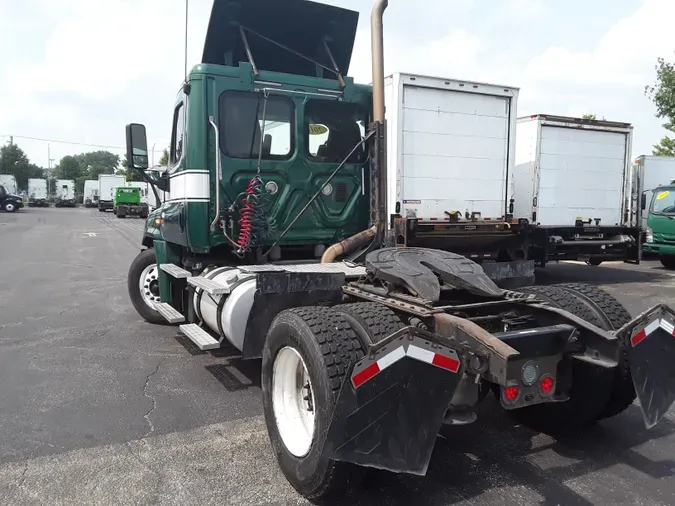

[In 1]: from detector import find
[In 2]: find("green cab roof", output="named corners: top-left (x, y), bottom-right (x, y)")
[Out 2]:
top-left (202, 0), bottom-right (359, 79)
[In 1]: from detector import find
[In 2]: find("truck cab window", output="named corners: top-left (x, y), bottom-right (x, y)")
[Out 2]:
top-left (306, 100), bottom-right (367, 163)
top-left (170, 103), bottom-right (185, 165)
top-left (219, 91), bottom-right (294, 159)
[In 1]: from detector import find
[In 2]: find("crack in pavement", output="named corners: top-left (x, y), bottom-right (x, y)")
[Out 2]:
top-left (17, 465), bottom-right (27, 487)
top-left (142, 359), bottom-right (165, 439)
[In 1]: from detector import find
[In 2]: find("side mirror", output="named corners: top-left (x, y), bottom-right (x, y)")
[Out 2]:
top-left (156, 172), bottom-right (170, 192)
top-left (125, 123), bottom-right (149, 170)
top-left (641, 192), bottom-right (647, 210)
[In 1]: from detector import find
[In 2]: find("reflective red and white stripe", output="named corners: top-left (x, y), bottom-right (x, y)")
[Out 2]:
top-left (351, 345), bottom-right (460, 388)
top-left (631, 318), bottom-right (675, 347)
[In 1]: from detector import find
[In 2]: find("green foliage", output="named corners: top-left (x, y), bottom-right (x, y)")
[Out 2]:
top-left (653, 136), bottom-right (675, 157)
top-left (158, 148), bottom-right (169, 167)
top-left (646, 54), bottom-right (675, 156)
top-left (116, 168), bottom-right (142, 182)
top-left (55, 155), bottom-right (82, 180)
top-left (0, 142), bottom-right (43, 190)
top-left (582, 113), bottom-right (597, 120)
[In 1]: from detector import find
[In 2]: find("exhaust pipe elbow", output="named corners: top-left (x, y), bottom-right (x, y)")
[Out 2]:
top-left (371, 0), bottom-right (388, 123)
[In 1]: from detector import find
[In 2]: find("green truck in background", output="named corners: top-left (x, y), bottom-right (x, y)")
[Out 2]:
top-left (643, 184), bottom-right (675, 269)
top-left (113, 187), bottom-right (149, 219)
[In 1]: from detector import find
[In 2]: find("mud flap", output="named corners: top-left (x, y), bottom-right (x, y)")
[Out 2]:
top-left (618, 304), bottom-right (675, 428)
top-left (323, 335), bottom-right (463, 475)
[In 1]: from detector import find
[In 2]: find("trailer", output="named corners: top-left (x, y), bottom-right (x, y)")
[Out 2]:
top-left (27, 178), bottom-right (48, 207)
top-left (514, 114), bottom-right (639, 266)
top-left (0, 174), bottom-right (18, 195)
top-left (122, 0), bottom-right (675, 500)
top-left (83, 180), bottom-right (99, 208)
top-left (384, 72), bottom-right (531, 286)
top-left (54, 179), bottom-right (76, 207)
top-left (631, 155), bottom-right (675, 231)
top-left (98, 174), bottom-right (126, 212)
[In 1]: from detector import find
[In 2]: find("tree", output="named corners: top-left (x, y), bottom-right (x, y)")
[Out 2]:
top-left (73, 151), bottom-right (120, 175)
top-left (646, 54), bottom-right (675, 156)
top-left (582, 113), bottom-right (597, 120)
top-left (0, 142), bottom-right (43, 190)
top-left (116, 168), bottom-right (142, 182)
top-left (55, 155), bottom-right (84, 180)
top-left (158, 148), bottom-right (169, 167)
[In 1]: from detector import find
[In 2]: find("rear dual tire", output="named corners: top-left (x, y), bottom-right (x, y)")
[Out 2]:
top-left (510, 283), bottom-right (633, 434)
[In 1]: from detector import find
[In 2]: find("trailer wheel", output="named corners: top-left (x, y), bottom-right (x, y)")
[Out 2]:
top-left (508, 284), bottom-right (616, 433)
top-left (262, 307), bottom-right (366, 500)
top-left (333, 302), bottom-right (404, 347)
top-left (555, 283), bottom-right (634, 420)
top-left (127, 248), bottom-right (166, 325)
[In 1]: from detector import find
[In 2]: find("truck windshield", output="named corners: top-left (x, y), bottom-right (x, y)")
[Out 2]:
top-left (306, 100), bottom-right (367, 164)
top-left (651, 188), bottom-right (675, 214)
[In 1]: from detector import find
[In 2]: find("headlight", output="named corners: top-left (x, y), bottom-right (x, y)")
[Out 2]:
top-left (646, 227), bottom-right (653, 243)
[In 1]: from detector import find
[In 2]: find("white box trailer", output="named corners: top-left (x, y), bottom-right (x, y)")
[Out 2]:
top-left (83, 180), bottom-right (99, 208)
top-left (0, 174), bottom-right (17, 195)
top-left (631, 155), bottom-right (675, 230)
top-left (55, 179), bottom-right (76, 207)
top-left (98, 174), bottom-right (126, 211)
top-left (383, 73), bottom-right (533, 283)
top-left (27, 178), bottom-right (48, 207)
top-left (514, 114), bottom-right (639, 265)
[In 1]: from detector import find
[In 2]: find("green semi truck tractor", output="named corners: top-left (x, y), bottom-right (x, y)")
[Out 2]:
top-left (113, 187), bottom-right (149, 219)
top-left (123, 0), bottom-right (675, 500)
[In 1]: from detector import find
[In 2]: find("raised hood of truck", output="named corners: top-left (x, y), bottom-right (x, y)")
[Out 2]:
top-left (202, 0), bottom-right (359, 79)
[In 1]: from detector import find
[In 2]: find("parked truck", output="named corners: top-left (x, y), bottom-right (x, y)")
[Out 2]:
top-left (113, 186), bottom-right (149, 218)
top-left (0, 183), bottom-right (23, 212)
top-left (384, 72), bottom-right (531, 285)
top-left (98, 174), bottom-right (126, 212)
top-left (0, 174), bottom-right (18, 196)
top-left (27, 178), bottom-right (48, 207)
top-left (123, 0), bottom-right (675, 500)
top-left (83, 180), bottom-right (99, 208)
top-left (630, 155), bottom-right (675, 231)
top-left (514, 114), bottom-right (639, 266)
top-left (54, 179), bottom-right (76, 207)
top-left (127, 181), bottom-right (150, 206)
top-left (641, 183), bottom-right (675, 268)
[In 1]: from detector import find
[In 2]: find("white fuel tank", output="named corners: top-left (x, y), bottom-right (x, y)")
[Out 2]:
top-left (192, 267), bottom-right (257, 351)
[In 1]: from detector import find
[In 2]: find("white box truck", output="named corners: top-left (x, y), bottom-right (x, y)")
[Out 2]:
top-left (27, 178), bottom-right (48, 207)
top-left (514, 114), bottom-right (639, 266)
top-left (384, 72), bottom-right (532, 284)
top-left (630, 155), bottom-right (675, 230)
top-left (98, 174), bottom-right (126, 212)
top-left (54, 179), bottom-right (76, 207)
top-left (83, 180), bottom-right (99, 208)
top-left (0, 174), bottom-right (18, 195)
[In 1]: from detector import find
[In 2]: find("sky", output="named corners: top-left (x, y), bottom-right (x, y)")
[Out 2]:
top-left (0, 0), bottom-right (673, 169)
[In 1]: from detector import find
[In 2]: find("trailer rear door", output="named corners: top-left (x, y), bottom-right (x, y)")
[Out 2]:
top-left (537, 125), bottom-right (628, 226)
top-left (400, 84), bottom-right (511, 221)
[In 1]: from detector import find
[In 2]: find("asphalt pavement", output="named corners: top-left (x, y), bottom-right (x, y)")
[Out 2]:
top-left (1, 207), bottom-right (675, 506)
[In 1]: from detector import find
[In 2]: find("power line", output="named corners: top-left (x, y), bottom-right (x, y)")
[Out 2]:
top-left (0, 134), bottom-right (166, 152)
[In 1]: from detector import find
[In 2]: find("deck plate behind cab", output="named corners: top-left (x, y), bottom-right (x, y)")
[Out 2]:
top-left (365, 248), bottom-right (503, 302)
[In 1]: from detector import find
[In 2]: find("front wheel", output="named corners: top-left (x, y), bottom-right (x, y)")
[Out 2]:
top-left (262, 307), bottom-right (366, 500)
top-left (661, 256), bottom-right (675, 270)
top-left (586, 258), bottom-right (603, 266)
top-left (2, 201), bottom-right (17, 212)
top-left (127, 248), bottom-right (166, 324)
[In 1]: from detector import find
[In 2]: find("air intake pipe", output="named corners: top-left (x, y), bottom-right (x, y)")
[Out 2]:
top-left (322, 0), bottom-right (388, 264)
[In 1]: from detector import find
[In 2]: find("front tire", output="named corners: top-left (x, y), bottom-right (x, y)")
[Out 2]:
top-left (2, 201), bottom-right (17, 212)
top-left (262, 307), bottom-right (366, 500)
top-left (586, 258), bottom-right (603, 266)
top-left (127, 248), bottom-right (166, 324)
top-left (661, 256), bottom-right (675, 270)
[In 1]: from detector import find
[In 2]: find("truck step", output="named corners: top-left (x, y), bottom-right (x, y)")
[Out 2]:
top-left (187, 276), bottom-right (229, 295)
top-left (179, 324), bottom-right (220, 350)
top-left (160, 264), bottom-right (192, 279)
top-left (154, 302), bottom-right (185, 324)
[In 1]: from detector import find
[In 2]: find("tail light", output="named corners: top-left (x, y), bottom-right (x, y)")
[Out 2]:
top-left (503, 384), bottom-right (520, 403)
top-left (540, 375), bottom-right (555, 396)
